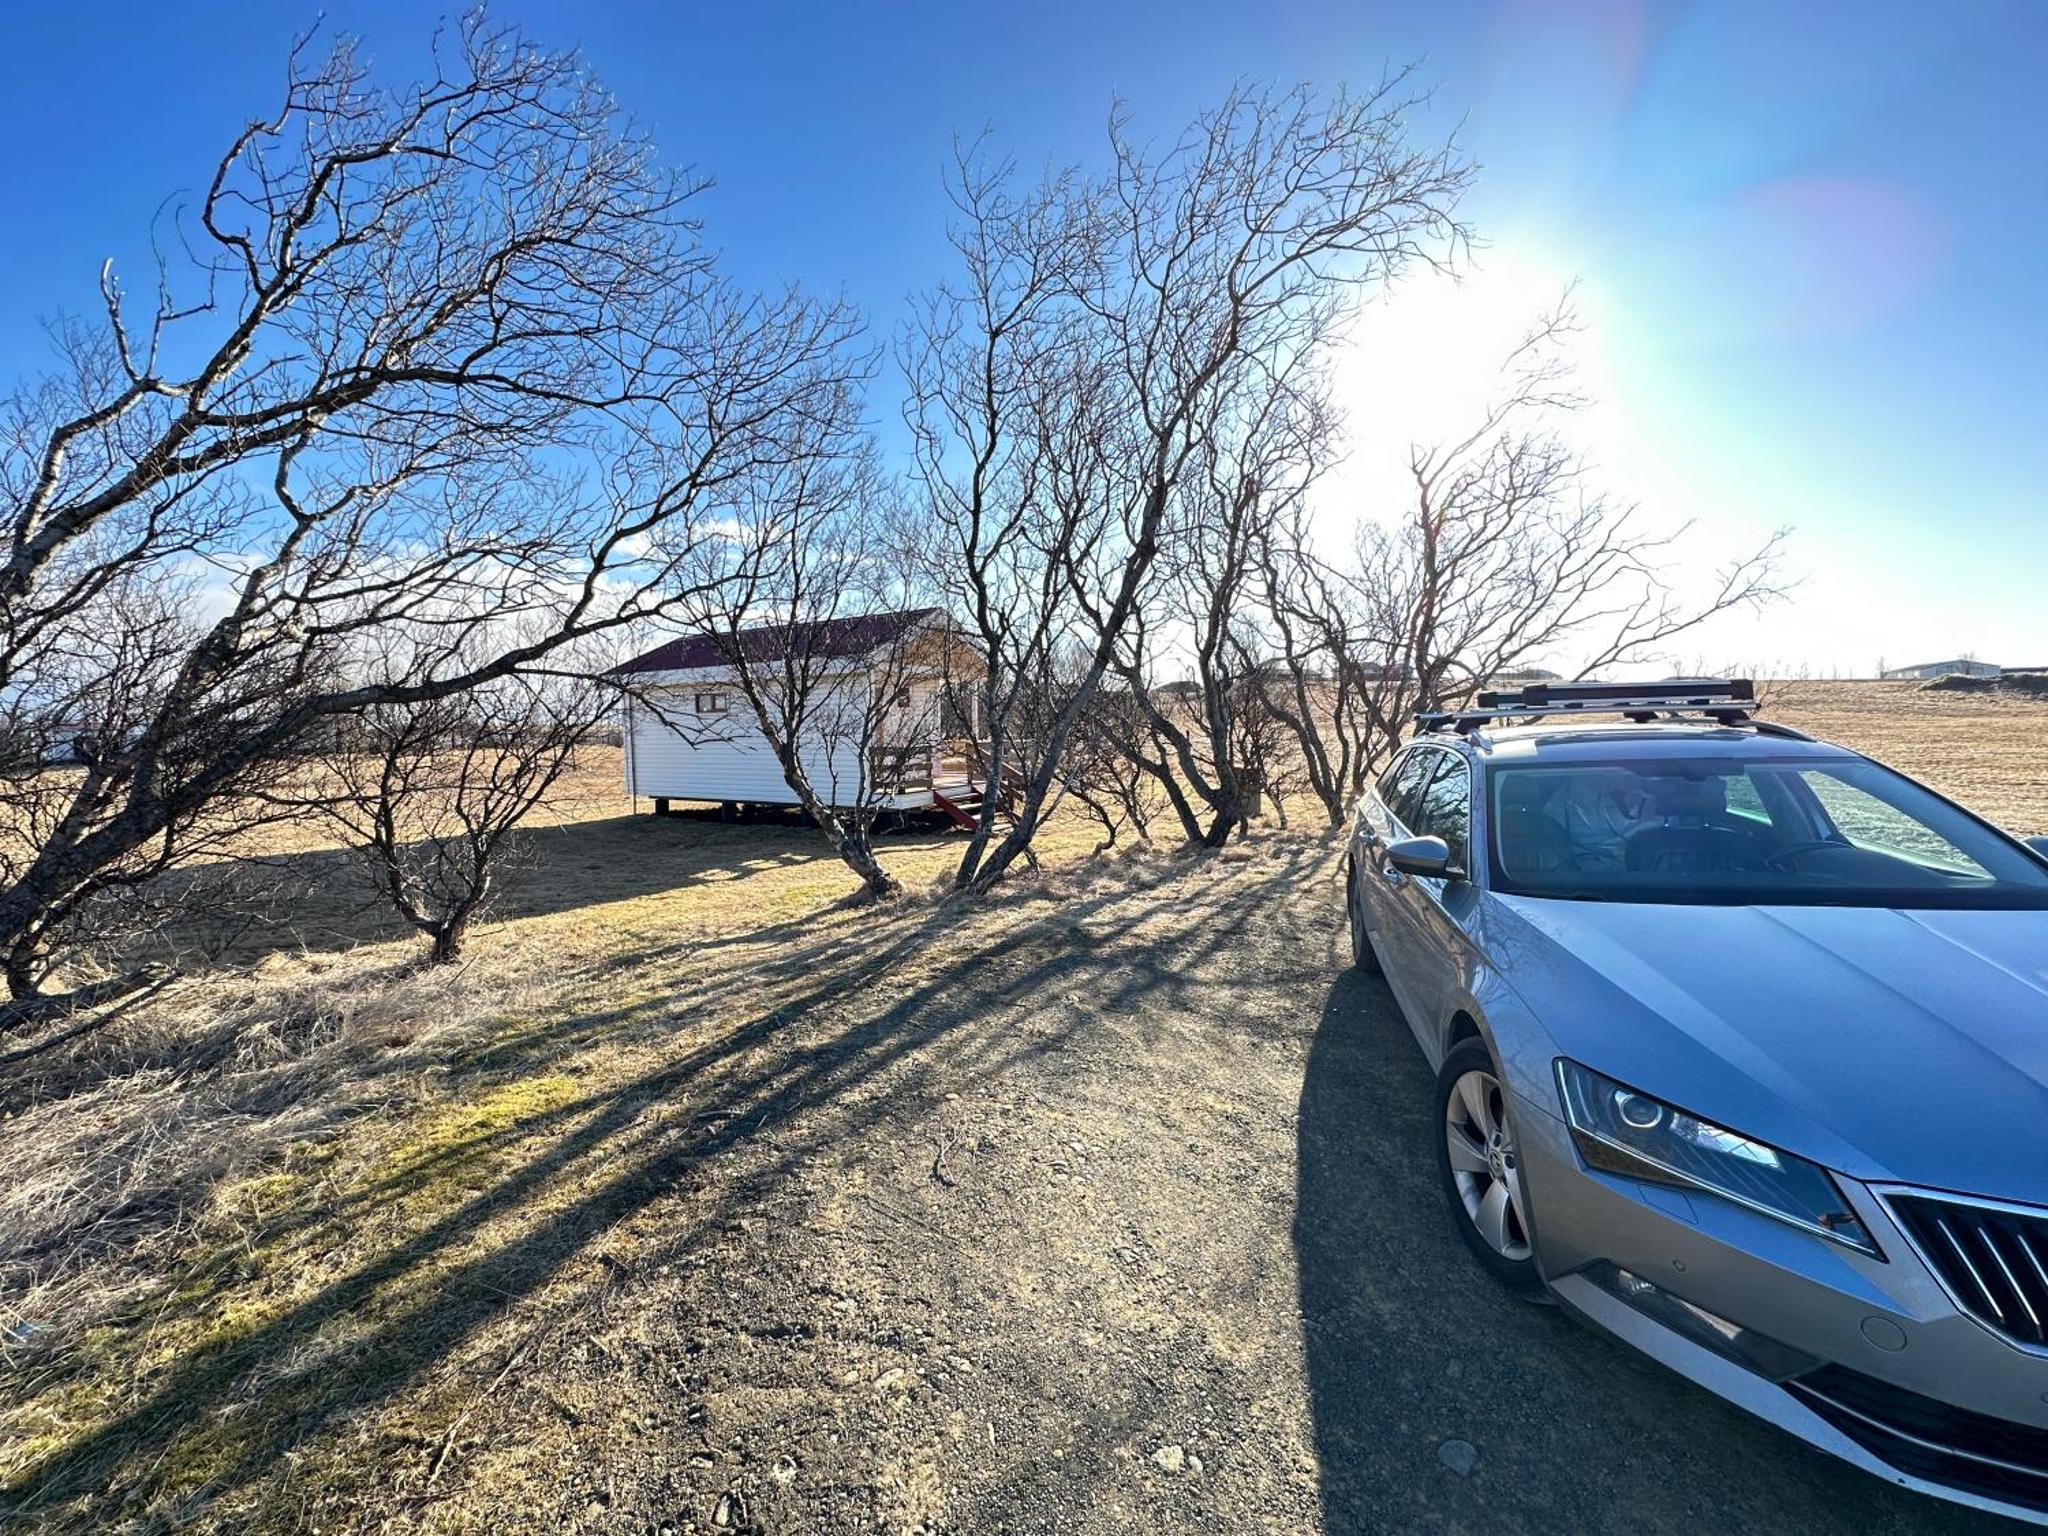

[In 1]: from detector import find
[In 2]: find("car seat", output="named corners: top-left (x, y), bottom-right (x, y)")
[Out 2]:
top-left (1624, 776), bottom-right (1761, 874)
top-left (1497, 780), bottom-right (1575, 876)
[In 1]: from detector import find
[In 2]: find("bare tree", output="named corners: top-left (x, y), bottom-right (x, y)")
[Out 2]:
top-left (0, 17), bottom-right (861, 1006)
top-left (1258, 308), bottom-right (1789, 817)
top-left (905, 79), bottom-right (1471, 892)
top-left (1059, 682), bottom-right (1169, 855)
top-left (1245, 499), bottom-right (1386, 826)
top-left (1101, 366), bottom-right (1335, 846)
top-left (323, 670), bottom-right (604, 965)
top-left (0, 571), bottom-right (321, 1008)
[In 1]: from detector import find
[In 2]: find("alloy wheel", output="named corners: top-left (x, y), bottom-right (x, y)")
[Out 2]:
top-left (1443, 1068), bottom-right (1532, 1262)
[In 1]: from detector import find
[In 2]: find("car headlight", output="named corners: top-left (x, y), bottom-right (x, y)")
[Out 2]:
top-left (1555, 1060), bottom-right (1881, 1258)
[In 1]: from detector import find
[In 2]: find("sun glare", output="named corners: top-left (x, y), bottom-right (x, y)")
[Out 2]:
top-left (1320, 244), bottom-right (1624, 528)
top-left (1336, 245), bottom-right (1604, 459)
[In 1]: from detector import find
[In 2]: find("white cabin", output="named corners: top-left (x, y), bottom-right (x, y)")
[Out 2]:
top-left (613, 609), bottom-right (1000, 826)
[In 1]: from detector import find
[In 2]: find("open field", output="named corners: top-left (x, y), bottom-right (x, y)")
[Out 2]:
top-left (1, 681), bottom-right (2042, 1534)
top-left (1767, 678), bottom-right (2048, 837)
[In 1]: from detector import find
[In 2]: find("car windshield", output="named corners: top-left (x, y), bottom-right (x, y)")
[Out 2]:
top-left (1487, 754), bottom-right (2048, 908)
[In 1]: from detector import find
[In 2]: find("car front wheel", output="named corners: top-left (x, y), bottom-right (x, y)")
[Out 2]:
top-left (1435, 1038), bottom-right (1542, 1295)
top-left (1346, 856), bottom-right (1383, 975)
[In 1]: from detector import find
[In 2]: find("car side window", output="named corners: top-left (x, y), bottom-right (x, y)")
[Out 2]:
top-left (1381, 750), bottom-right (1437, 829)
top-left (1724, 771), bottom-right (1770, 823)
top-left (1409, 752), bottom-right (1472, 870)
top-left (1374, 760), bottom-right (1404, 808)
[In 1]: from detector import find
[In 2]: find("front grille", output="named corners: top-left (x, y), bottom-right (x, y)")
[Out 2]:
top-left (1787, 1363), bottom-right (2048, 1515)
top-left (1885, 1191), bottom-right (2048, 1349)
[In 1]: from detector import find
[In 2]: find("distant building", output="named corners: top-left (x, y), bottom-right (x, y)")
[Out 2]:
top-left (1247, 658), bottom-right (1328, 684)
top-left (609, 608), bottom-right (999, 828)
top-left (1880, 659), bottom-right (2002, 681)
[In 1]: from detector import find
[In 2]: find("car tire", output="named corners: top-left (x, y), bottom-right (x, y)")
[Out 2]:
top-left (1435, 1038), bottom-right (1543, 1296)
top-left (1346, 858), bottom-right (1383, 975)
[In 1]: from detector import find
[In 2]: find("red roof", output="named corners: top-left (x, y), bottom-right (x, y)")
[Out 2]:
top-left (610, 607), bottom-right (945, 676)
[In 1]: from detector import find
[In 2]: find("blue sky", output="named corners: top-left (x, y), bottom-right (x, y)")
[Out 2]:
top-left (2, 0), bottom-right (2042, 673)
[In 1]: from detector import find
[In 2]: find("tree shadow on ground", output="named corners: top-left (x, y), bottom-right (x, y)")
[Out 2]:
top-left (1294, 970), bottom-right (2008, 1535)
top-left (150, 807), bottom-right (965, 972)
top-left (3, 841), bottom-right (1312, 1531)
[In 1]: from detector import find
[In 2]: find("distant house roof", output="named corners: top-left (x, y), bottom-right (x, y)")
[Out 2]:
top-left (1881, 658), bottom-right (2002, 679)
top-left (610, 607), bottom-right (947, 677)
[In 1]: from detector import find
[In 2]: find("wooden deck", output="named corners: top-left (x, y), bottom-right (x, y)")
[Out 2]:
top-left (873, 740), bottom-right (1022, 828)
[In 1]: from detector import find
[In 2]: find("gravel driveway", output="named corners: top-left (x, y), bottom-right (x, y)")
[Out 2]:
top-left (501, 837), bottom-right (2017, 1534)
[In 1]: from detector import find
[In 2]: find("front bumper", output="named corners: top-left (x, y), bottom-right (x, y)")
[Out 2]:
top-left (1516, 1096), bottom-right (2048, 1525)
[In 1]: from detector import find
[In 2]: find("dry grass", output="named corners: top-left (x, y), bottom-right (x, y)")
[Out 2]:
top-left (0, 765), bottom-right (1115, 1462)
top-left (1764, 678), bottom-right (2048, 836)
top-left (0, 683), bottom-right (2041, 1533)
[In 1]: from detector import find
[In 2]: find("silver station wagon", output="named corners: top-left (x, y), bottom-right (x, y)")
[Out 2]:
top-left (1345, 679), bottom-right (2048, 1525)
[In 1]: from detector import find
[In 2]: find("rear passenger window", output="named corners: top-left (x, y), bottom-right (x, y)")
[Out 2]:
top-left (1410, 754), bottom-right (1472, 870)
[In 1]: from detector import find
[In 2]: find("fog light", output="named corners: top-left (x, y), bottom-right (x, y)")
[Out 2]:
top-left (1586, 1262), bottom-right (1817, 1382)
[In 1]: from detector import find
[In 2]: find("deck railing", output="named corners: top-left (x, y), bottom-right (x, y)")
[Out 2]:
top-left (870, 737), bottom-right (1021, 802)
top-left (872, 739), bottom-right (937, 793)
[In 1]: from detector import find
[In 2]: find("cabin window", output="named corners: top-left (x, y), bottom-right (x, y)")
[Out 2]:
top-left (694, 692), bottom-right (727, 714)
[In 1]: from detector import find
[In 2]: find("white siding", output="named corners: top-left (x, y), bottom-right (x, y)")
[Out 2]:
top-left (882, 677), bottom-right (944, 743)
top-left (622, 672), bottom-right (927, 808)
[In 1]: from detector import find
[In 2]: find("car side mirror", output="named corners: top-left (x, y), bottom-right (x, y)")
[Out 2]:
top-left (2024, 834), bottom-right (2048, 861)
top-left (1386, 834), bottom-right (1461, 880)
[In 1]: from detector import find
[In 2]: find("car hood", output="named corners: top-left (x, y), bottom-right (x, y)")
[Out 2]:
top-left (1488, 896), bottom-right (2048, 1204)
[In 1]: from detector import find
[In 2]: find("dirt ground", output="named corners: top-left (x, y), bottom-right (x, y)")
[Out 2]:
top-left (2, 681), bottom-right (2042, 1534)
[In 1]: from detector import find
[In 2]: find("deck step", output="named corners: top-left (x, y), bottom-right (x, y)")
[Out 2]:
top-left (931, 781), bottom-right (1013, 832)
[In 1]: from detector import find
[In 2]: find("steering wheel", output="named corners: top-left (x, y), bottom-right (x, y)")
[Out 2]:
top-left (1764, 838), bottom-right (1843, 871)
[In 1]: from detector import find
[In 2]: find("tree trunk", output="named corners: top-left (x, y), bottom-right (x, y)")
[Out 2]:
top-left (3, 937), bottom-right (45, 1004)
top-left (839, 832), bottom-right (902, 900)
top-left (950, 724), bottom-right (1012, 889)
top-left (0, 878), bottom-right (61, 1003)
top-left (429, 917), bottom-right (468, 965)
top-left (1105, 725), bottom-right (1205, 846)
top-left (1201, 801), bottom-right (1243, 848)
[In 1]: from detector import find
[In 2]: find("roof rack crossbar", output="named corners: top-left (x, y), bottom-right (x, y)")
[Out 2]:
top-left (1414, 678), bottom-right (1763, 737)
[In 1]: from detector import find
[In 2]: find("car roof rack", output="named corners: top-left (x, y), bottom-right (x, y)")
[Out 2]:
top-left (1415, 678), bottom-right (1786, 737)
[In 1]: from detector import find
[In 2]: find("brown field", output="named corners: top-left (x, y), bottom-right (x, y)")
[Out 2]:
top-left (0, 680), bottom-right (2040, 1535)
top-left (1764, 678), bottom-right (2048, 836)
